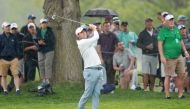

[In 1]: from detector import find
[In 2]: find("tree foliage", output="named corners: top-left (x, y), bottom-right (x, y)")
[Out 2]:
top-left (80, 0), bottom-right (190, 34)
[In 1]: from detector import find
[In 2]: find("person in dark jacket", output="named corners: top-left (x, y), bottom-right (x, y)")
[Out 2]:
top-left (23, 23), bottom-right (38, 82)
top-left (7, 23), bottom-right (25, 91)
top-left (11, 23), bottom-right (25, 78)
top-left (20, 14), bottom-right (39, 36)
top-left (0, 22), bottom-right (21, 96)
top-left (37, 18), bottom-right (55, 86)
top-left (137, 18), bottom-right (158, 92)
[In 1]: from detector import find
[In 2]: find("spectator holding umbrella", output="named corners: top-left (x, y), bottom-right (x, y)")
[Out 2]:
top-left (97, 22), bottom-right (118, 84)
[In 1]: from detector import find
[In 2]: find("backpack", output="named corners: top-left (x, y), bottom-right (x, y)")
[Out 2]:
top-left (37, 83), bottom-right (54, 96)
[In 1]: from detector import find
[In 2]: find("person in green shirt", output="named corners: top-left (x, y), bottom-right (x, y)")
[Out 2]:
top-left (118, 21), bottom-right (138, 57)
top-left (158, 14), bottom-right (189, 99)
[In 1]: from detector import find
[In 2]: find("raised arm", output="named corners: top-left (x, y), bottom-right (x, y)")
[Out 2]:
top-left (77, 26), bottom-right (99, 47)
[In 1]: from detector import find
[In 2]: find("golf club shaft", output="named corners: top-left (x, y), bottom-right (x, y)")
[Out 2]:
top-left (52, 14), bottom-right (85, 25)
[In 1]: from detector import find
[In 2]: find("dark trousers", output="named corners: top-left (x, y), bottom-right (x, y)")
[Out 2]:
top-left (24, 58), bottom-right (39, 82)
top-left (103, 55), bottom-right (115, 84)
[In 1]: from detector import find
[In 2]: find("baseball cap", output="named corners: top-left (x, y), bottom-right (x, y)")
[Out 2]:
top-left (28, 14), bottom-right (36, 20)
top-left (40, 18), bottom-right (48, 23)
top-left (178, 25), bottom-right (186, 30)
top-left (161, 11), bottom-right (169, 17)
top-left (121, 21), bottom-right (128, 26)
top-left (145, 17), bottom-right (153, 22)
top-left (27, 23), bottom-right (36, 29)
top-left (10, 23), bottom-right (18, 29)
top-left (178, 15), bottom-right (187, 21)
top-left (165, 14), bottom-right (174, 21)
top-left (93, 22), bottom-right (101, 25)
top-left (75, 26), bottom-right (85, 37)
top-left (113, 17), bottom-right (120, 23)
top-left (2, 22), bottom-right (10, 28)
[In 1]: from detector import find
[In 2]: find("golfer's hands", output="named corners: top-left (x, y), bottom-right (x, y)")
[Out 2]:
top-left (160, 56), bottom-right (166, 65)
top-left (88, 24), bottom-right (97, 31)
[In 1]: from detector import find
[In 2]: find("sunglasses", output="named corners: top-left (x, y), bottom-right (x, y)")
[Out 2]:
top-left (11, 28), bottom-right (17, 30)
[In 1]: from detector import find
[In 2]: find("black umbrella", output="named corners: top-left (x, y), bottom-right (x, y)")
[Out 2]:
top-left (84, 8), bottom-right (118, 17)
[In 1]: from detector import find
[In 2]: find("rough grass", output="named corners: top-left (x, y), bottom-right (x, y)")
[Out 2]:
top-left (0, 81), bottom-right (190, 109)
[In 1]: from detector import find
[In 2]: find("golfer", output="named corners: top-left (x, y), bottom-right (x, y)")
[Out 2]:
top-left (76, 24), bottom-right (103, 109)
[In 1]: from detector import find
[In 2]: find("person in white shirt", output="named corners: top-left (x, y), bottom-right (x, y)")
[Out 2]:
top-left (76, 24), bottom-right (103, 109)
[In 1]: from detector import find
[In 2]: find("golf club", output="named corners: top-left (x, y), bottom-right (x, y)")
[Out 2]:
top-left (51, 14), bottom-right (85, 25)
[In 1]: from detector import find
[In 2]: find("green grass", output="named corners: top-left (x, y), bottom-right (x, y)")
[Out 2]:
top-left (0, 81), bottom-right (190, 109)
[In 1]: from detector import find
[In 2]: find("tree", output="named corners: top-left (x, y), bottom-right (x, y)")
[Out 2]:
top-left (43, 0), bottom-right (83, 83)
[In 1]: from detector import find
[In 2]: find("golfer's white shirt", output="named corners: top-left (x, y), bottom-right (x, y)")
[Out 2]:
top-left (77, 31), bottom-right (101, 68)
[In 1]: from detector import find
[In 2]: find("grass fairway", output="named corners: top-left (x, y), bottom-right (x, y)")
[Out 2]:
top-left (0, 82), bottom-right (190, 109)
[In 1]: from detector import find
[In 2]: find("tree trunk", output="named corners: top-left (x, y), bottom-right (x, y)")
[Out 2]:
top-left (43, 0), bottom-right (82, 83)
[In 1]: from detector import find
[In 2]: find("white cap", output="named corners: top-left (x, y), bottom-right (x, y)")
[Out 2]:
top-left (161, 11), bottom-right (169, 17)
top-left (40, 18), bottom-right (48, 23)
top-left (2, 22), bottom-right (10, 28)
top-left (75, 27), bottom-right (84, 37)
top-left (165, 14), bottom-right (174, 21)
top-left (178, 25), bottom-right (186, 30)
top-left (27, 23), bottom-right (36, 29)
top-left (113, 17), bottom-right (120, 23)
top-left (10, 23), bottom-right (18, 29)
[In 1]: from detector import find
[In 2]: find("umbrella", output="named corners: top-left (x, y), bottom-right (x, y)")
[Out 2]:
top-left (84, 8), bottom-right (118, 17)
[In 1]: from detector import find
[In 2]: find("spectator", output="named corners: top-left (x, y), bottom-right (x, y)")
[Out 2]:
top-left (20, 14), bottom-right (39, 35)
top-left (158, 14), bottom-right (189, 99)
top-left (156, 11), bottom-right (169, 92)
top-left (177, 15), bottom-right (188, 26)
top-left (11, 23), bottom-right (25, 82)
top-left (137, 18), bottom-right (158, 92)
top-left (113, 42), bottom-right (138, 89)
top-left (118, 21), bottom-right (138, 86)
top-left (76, 24), bottom-right (103, 109)
top-left (37, 18), bottom-right (55, 86)
top-left (178, 25), bottom-right (190, 92)
top-left (118, 21), bottom-right (138, 57)
top-left (177, 15), bottom-right (189, 34)
top-left (111, 17), bottom-right (120, 37)
top-left (6, 23), bottom-right (25, 92)
top-left (97, 22), bottom-right (118, 84)
top-left (104, 16), bottom-right (113, 23)
top-left (157, 11), bottom-right (169, 32)
top-left (94, 22), bottom-right (102, 34)
top-left (0, 22), bottom-right (21, 96)
top-left (23, 23), bottom-right (38, 82)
